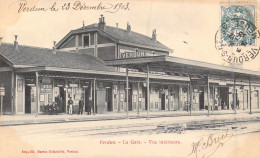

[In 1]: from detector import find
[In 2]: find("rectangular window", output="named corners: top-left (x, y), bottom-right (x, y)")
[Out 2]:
top-left (83, 34), bottom-right (90, 47)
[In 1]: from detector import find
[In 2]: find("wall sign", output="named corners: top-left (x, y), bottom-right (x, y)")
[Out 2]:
top-left (17, 79), bottom-right (23, 92)
top-left (219, 81), bottom-right (227, 86)
top-left (120, 93), bottom-right (124, 102)
top-left (0, 87), bottom-right (5, 96)
top-left (119, 49), bottom-right (153, 59)
top-left (42, 77), bottom-right (51, 84)
top-left (41, 84), bottom-right (52, 93)
top-left (69, 84), bottom-right (78, 88)
top-left (40, 95), bottom-right (45, 102)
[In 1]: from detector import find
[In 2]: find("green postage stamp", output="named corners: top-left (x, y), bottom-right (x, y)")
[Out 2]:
top-left (215, 1), bottom-right (260, 64)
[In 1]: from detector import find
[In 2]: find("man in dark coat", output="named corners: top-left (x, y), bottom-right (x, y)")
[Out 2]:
top-left (87, 99), bottom-right (93, 115)
top-left (59, 97), bottom-right (63, 113)
top-left (78, 98), bottom-right (83, 115)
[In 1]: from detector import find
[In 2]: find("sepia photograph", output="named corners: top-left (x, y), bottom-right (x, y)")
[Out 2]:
top-left (0, 0), bottom-right (260, 158)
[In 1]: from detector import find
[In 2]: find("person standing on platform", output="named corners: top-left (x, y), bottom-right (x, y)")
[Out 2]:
top-left (68, 97), bottom-right (73, 115)
top-left (237, 99), bottom-right (240, 110)
top-left (87, 99), bottom-right (93, 115)
top-left (78, 98), bottom-right (83, 115)
top-left (59, 97), bottom-right (63, 113)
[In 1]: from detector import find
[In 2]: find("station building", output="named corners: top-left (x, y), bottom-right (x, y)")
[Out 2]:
top-left (0, 15), bottom-right (259, 115)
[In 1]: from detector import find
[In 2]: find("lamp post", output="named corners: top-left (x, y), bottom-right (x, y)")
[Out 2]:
top-left (126, 66), bottom-right (129, 119)
top-left (146, 64), bottom-right (150, 120)
top-left (35, 72), bottom-right (39, 116)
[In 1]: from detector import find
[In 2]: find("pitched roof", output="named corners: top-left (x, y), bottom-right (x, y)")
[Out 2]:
top-left (57, 24), bottom-right (172, 52)
top-left (0, 43), bottom-right (116, 72)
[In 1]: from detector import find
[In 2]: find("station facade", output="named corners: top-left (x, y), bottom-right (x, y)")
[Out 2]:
top-left (0, 15), bottom-right (260, 115)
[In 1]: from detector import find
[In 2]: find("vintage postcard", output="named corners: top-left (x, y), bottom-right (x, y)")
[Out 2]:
top-left (0, 0), bottom-right (260, 158)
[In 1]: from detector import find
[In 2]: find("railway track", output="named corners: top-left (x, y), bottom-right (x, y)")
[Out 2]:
top-left (4, 116), bottom-right (259, 139)
top-left (69, 118), bottom-right (260, 137)
top-left (2, 111), bottom-right (259, 126)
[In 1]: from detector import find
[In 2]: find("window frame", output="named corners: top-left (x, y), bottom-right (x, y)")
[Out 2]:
top-left (82, 34), bottom-right (90, 47)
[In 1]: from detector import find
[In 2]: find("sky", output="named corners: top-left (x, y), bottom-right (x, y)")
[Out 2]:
top-left (0, 0), bottom-right (259, 71)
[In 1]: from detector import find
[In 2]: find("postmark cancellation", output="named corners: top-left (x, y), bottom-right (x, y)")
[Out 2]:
top-left (215, 1), bottom-right (260, 64)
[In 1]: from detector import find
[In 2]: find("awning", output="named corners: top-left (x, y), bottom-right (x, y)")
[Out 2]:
top-left (104, 55), bottom-right (260, 83)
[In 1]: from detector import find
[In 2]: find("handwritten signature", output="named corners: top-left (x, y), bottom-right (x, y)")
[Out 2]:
top-left (9, 0), bottom-right (130, 13)
top-left (189, 129), bottom-right (233, 158)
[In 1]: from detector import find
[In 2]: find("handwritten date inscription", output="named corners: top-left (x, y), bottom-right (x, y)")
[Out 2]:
top-left (189, 130), bottom-right (233, 158)
top-left (15, 0), bottom-right (130, 13)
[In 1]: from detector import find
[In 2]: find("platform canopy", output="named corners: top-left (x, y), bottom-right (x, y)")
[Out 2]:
top-left (104, 55), bottom-right (260, 83)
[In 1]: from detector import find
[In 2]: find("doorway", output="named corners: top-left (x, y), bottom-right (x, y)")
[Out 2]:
top-left (59, 87), bottom-right (66, 112)
top-left (199, 91), bottom-right (204, 110)
top-left (243, 90), bottom-right (248, 109)
top-left (128, 83), bottom-right (133, 111)
top-left (252, 90), bottom-right (259, 109)
top-left (25, 86), bottom-right (31, 113)
top-left (220, 87), bottom-right (229, 109)
top-left (84, 87), bottom-right (91, 112)
top-left (142, 85), bottom-right (147, 110)
top-left (106, 87), bottom-right (113, 111)
top-left (161, 93), bottom-right (165, 110)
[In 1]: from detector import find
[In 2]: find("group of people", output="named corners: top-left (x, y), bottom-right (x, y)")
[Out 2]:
top-left (46, 96), bottom-right (63, 115)
top-left (220, 98), bottom-right (240, 110)
top-left (67, 97), bottom-right (93, 115)
top-left (47, 102), bottom-right (62, 115)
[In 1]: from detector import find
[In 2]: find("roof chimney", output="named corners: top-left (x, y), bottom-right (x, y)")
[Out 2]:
top-left (98, 14), bottom-right (105, 30)
top-left (14, 35), bottom-right (18, 49)
top-left (52, 41), bottom-right (56, 54)
top-left (127, 22), bottom-right (131, 35)
top-left (152, 29), bottom-right (157, 41)
top-left (0, 37), bottom-right (2, 46)
top-left (82, 20), bottom-right (85, 28)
